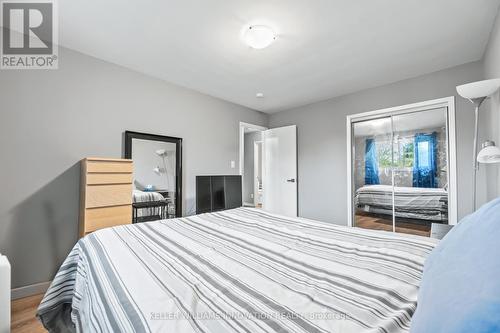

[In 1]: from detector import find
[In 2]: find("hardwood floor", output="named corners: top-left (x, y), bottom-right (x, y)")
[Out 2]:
top-left (355, 211), bottom-right (431, 237)
top-left (11, 294), bottom-right (46, 333)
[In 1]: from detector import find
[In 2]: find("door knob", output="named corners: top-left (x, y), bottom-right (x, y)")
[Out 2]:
top-left (286, 178), bottom-right (296, 183)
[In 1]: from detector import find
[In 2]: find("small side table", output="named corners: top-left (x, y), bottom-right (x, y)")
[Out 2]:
top-left (132, 200), bottom-right (171, 223)
top-left (155, 191), bottom-right (176, 217)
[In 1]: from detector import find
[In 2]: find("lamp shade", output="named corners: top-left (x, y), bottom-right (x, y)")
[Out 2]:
top-left (155, 149), bottom-right (166, 156)
top-left (456, 78), bottom-right (500, 99)
top-left (477, 141), bottom-right (500, 164)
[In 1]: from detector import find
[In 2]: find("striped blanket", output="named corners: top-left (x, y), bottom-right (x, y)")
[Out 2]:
top-left (37, 208), bottom-right (437, 333)
top-left (355, 185), bottom-right (448, 221)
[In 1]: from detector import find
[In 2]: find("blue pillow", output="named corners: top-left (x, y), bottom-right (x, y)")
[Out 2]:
top-left (411, 198), bottom-right (500, 333)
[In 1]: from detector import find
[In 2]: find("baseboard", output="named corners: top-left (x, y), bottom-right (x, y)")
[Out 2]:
top-left (11, 281), bottom-right (51, 300)
top-left (243, 202), bottom-right (255, 207)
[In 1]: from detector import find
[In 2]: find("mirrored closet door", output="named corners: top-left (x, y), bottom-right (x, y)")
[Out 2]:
top-left (348, 99), bottom-right (456, 237)
top-left (352, 117), bottom-right (395, 232)
top-left (392, 109), bottom-right (449, 236)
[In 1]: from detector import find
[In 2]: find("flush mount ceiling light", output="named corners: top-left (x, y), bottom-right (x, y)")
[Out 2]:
top-left (243, 25), bottom-right (277, 49)
top-left (256, 92), bottom-right (264, 98)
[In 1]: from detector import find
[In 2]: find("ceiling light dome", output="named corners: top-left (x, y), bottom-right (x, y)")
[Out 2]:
top-left (243, 25), bottom-right (276, 49)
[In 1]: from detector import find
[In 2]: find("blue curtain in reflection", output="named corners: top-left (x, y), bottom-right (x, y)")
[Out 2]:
top-left (413, 132), bottom-right (438, 188)
top-left (364, 138), bottom-right (380, 185)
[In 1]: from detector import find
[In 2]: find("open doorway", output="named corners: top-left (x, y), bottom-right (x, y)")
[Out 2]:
top-left (239, 122), bottom-right (267, 208)
top-left (240, 122), bottom-right (298, 216)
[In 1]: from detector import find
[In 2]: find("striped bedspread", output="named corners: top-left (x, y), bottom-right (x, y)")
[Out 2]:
top-left (355, 185), bottom-right (448, 220)
top-left (38, 208), bottom-right (437, 333)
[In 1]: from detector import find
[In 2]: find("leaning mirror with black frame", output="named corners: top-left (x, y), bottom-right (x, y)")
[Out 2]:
top-left (124, 131), bottom-right (182, 223)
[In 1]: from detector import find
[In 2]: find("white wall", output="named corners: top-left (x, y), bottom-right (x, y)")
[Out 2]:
top-left (269, 61), bottom-right (484, 224)
top-left (482, 9), bottom-right (500, 201)
top-left (132, 139), bottom-right (177, 192)
top-left (484, 10), bottom-right (500, 78)
top-left (0, 46), bottom-right (267, 288)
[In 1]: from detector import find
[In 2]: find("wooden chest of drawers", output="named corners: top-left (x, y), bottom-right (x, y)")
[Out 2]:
top-left (79, 158), bottom-right (133, 237)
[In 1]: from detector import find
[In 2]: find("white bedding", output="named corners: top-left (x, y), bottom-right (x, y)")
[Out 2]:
top-left (356, 185), bottom-right (448, 221)
top-left (133, 190), bottom-right (165, 203)
top-left (357, 185), bottom-right (447, 196)
top-left (38, 208), bottom-right (437, 333)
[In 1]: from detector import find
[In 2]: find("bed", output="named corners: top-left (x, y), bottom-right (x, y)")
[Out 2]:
top-left (38, 208), bottom-right (437, 333)
top-left (355, 185), bottom-right (448, 222)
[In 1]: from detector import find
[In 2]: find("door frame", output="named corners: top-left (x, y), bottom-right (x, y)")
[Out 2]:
top-left (253, 141), bottom-right (263, 206)
top-left (346, 96), bottom-right (457, 227)
top-left (239, 122), bottom-right (268, 204)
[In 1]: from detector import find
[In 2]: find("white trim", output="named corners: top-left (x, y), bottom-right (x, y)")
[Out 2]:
top-left (239, 122), bottom-right (267, 202)
top-left (11, 281), bottom-right (51, 300)
top-left (447, 98), bottom-right (458, 225)
top-left (346, 116), bottom-right (353, 227)
top-left (346, 96), bottom-right (458, 227)
top-left (347, 97), bottom-right (455, 121)
top-left (253, 141), bottom-right (263, 206)
top-left (0, 255), bottom-right (10, 330)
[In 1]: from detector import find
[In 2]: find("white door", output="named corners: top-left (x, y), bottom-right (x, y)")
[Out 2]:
top-left (262, 125), bottom-right (297, 217)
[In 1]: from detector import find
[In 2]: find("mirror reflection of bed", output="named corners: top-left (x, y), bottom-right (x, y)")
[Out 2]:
top-left (125, 131), bottom-right (182, 222)
top-left (352, 108), bottom-right (450, 237)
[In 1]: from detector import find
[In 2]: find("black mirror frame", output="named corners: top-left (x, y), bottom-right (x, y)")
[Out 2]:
top-left (124, 130), bottom-right (182, 217)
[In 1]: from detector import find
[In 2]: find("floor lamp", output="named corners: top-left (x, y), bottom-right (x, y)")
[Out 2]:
top-left (456, 78), bottom-right (500, 211)
top-left (155, 149), bottom-right (171, 191)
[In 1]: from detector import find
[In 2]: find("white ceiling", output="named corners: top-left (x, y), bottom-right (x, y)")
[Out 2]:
top-left (59, 0), bottom-right (500, 113)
